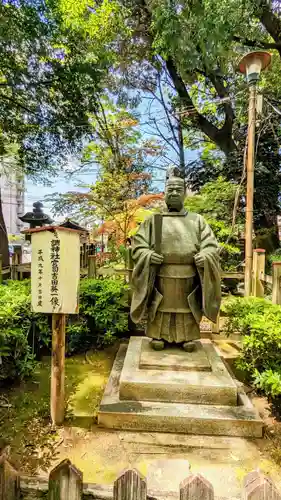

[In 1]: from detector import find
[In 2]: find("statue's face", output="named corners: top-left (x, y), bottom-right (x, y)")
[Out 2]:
top-left (165, 178), bottom-right (185, 211)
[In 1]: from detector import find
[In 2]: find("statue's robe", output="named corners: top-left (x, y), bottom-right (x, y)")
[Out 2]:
top-left (130, 210), bottom-right (221, 343)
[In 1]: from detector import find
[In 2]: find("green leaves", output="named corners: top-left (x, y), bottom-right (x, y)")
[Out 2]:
top-left (254, 369), bottom-right (281, 398)
top-left (0, 280), bottom-right (49, 382)
top-left (184, 177), bottom-right (241, 270)
top-left (222, 296), bottom-right (281, 402)
top-left (0, 0), bottom-right (107, 176)
top-left (66, 278), bottom-right (129, 353)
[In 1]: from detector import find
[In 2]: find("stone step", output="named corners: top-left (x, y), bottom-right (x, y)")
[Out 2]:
top-left (98, 345), bottom-right (263, 438)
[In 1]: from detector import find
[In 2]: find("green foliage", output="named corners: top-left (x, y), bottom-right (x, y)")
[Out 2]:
top-left (268, 248), bottom-right (281, 265)
top-left (0, 281), bottom-right (49, 382)
top-left (0, 277), bottom-right (128, 381)
top-left (0, 0), bottom-right (115, 266)
top-left (221, 296), bottom-right (275, 335)
top-left (66, 278), bottom-right (129, 354)
top-left (254, 369), bottom-right (281, 399)
top-left (222, 296), bottom-right (281, 416)
top-left (185, 177), bottom-right (241, 270)
top-left (0, 0), bottom-right (107, 173)
top-left (254, 368), bottom-right (281, 419)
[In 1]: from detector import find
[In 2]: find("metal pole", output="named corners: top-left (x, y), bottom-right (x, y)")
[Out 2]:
top-left (244, 83), bottom-right (257, 297)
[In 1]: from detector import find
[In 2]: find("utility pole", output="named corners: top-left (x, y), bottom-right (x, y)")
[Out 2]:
top-left (238, 51), bottom-right (271, 296)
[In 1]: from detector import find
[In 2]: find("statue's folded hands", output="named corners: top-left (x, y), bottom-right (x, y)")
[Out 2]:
top-left (150, 252), bottom-right (164, 265)
top-left (194, 253), bottom-right (205, 268)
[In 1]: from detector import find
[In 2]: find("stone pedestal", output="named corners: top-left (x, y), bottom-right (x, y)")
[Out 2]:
top-left (98, 337), bottom-right (263, 437)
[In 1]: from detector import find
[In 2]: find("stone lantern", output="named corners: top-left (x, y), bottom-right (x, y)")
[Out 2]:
top-left (19, 202), bottom-right (53, 241)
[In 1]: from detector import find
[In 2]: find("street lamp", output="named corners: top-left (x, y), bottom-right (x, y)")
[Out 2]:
top-left (238, 51), bottom-right (271, 296)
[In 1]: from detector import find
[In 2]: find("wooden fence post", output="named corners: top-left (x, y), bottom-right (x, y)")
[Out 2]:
top-left (180, 474), bottom-right (214, 500)
top-left (272, 262), bottom-right (281, 305)
top-left (0, 457), bottom-right (20, 500)
top-left (88, 255), bottom-right (97, 278)
top-left (113, 469), bottom-right (147, 500)
top-left (0, 254), bottom-right (2, 284)
top-left (11, 254), bottom-right (17, 281)
top-left (243, 470), bottom-right (281, 500)
top-left (252, 249), bottom-right (265, 298)
top-left (51, 314), bottom-right (66, 426)
top-left (49, 459), bottom-right (83, 500)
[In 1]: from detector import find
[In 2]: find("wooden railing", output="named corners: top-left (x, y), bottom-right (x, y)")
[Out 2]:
top-left (0, 456), bottom-right (280, 499)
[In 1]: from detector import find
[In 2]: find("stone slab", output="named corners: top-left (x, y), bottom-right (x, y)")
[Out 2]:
top-left (140, 338), bottom-right (211, 372)
top-left (98, 345), bottom-right (263, 438)
top-left (119, 337), bottom-right (238, 406)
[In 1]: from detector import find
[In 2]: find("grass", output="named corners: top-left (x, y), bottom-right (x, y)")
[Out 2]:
top-left (0, 348), bottom-right (116, 474)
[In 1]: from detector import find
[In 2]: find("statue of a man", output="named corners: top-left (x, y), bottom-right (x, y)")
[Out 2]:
top-left (130, 168), bottom-right (221, 351)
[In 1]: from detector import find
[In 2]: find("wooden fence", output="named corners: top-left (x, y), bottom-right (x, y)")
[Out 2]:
top-left (0, 457), bottom-right (280, 499)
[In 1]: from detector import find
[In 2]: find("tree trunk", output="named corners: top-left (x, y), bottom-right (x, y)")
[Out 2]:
top-left (259, 1), bottom-right (281, 58)
top-left (0, 188), bottom-right (9, 268)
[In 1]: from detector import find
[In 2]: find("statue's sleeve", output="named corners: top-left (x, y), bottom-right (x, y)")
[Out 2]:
top-left (130, 217), bottom-right (154, 323)
top-left (196, 216), bottom-right (221, 323)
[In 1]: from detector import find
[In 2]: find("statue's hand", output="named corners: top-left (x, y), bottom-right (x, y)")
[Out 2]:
top-left (151, 252), bottom-right (164, 265)
top-left (195, 253), bottom-right (205, 268)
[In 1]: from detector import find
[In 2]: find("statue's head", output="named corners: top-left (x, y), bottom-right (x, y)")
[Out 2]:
top-left (165, 167), bottom-right (185, 212)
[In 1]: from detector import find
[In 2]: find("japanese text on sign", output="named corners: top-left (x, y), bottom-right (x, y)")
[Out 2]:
top-left (31, 229), bottom-right (80, 314)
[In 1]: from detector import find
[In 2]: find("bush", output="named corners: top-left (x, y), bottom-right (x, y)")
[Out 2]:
top-left (0, 277), bottom-right (129, 382)
top-left (254, 369), bottom-right (281, 419)
top-left (222, 296), bottom-right (281, 416)
top-left (66, 278), bottom-right (129, 354)
top-left (0, 280), bottom-right (49, 383)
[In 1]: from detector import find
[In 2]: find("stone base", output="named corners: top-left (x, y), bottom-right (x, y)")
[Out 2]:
top-left (120, 337), bottom-right (237, 406)
top-left (140, 338), bottom-right (211, 372)
top-left (98, 344), bottom-right (263, 438)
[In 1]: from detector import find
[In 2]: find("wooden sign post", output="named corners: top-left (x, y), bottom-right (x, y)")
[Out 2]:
top-left (24, 226), bottom-right (81, 426)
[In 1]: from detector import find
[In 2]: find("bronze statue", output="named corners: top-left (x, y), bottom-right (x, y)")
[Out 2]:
top-left (130, 168), bottom-right (221, 351)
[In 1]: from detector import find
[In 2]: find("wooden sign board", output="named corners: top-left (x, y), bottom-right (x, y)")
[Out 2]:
top-left (31, 228), bottom-right (80, 314)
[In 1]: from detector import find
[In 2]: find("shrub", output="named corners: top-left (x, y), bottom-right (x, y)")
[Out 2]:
top-left (0, 277), bottom-right (129, 381)
top-left (0, 280), bottom-right (49, 382)
top-left (254, 369), bottom-right (281, 419)
top-left (267, 248), bottom-right (281, 274)
top-left (222, 296), bottom-right (281, 416)
top-left (66, 278), bottom-right (129, 354)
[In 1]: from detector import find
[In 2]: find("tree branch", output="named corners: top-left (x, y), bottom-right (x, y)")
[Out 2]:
top-left (0, 93), bottom-right (37, 115)
top-left (165, 57), bottom-right (236, 155)
top-left (233, 35), bottom-right (281, 50)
